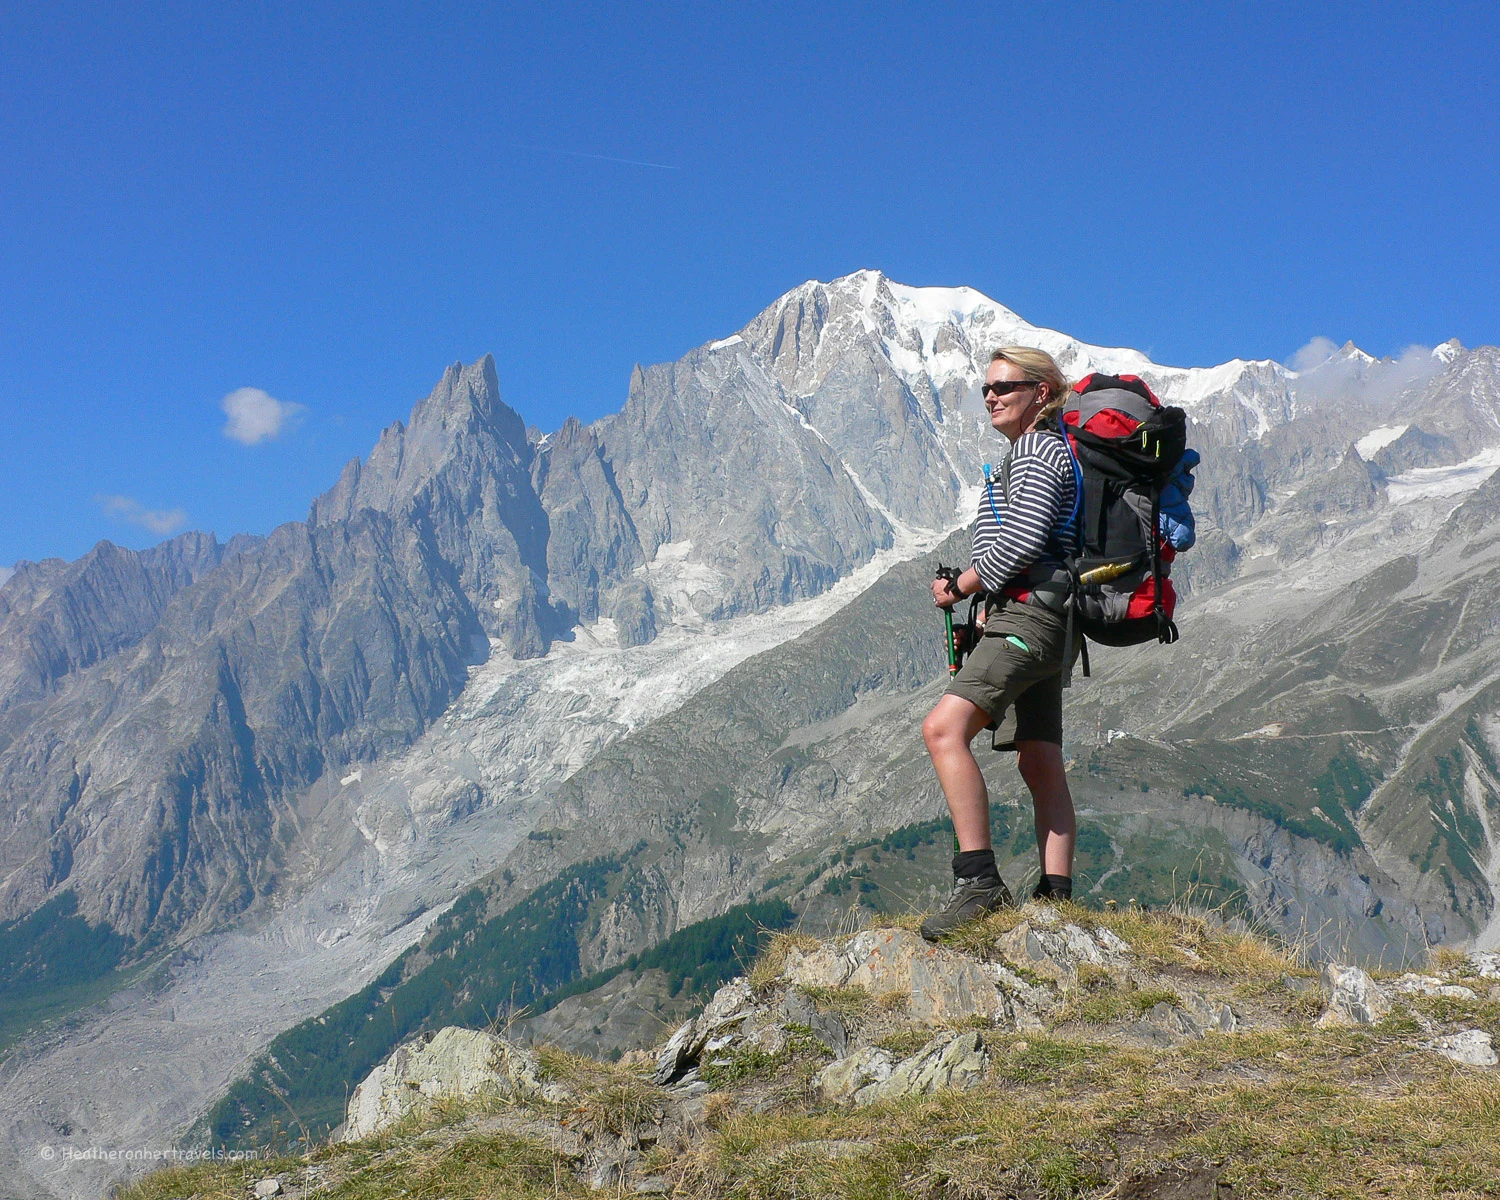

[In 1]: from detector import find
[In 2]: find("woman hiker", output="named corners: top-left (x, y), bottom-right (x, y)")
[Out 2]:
top-left (920, 346), bottom-right (1081, 941)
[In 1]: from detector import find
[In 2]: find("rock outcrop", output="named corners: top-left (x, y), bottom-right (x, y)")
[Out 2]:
top-left (343, 1027), bottom-right (561, 1141)
top-left (1318, 962), bottom-right (1391, 1027)
top-left (1424, 1028), bottom-right (1499, 1067)
top-left (838, 1031), bottom-right (988, 1106)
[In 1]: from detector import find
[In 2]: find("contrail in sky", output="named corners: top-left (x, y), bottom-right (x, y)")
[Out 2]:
top-left (511, 144), bottom-right (679, 170)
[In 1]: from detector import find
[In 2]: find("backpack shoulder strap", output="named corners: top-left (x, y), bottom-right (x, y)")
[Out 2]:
top-left (1000, 428), bottom-right (1083, 559)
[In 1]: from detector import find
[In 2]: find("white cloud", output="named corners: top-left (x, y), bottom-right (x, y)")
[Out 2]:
top-left (221, 387), bottom-right (306, 445)
top-left (97, 494), bottom-right (189, 536)
top-left (0, 566), bottom-right (13, 589)
top-left (1291, 336), bottom-right (1442, 406)
top-left (1289, 336), bottom-right (1339, 372)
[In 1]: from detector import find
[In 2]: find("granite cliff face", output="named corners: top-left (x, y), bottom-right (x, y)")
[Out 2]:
top-left (0, 531), bottom-right (255, 720)
top-left (309, 357), bottom-right (554, 658)
top-left (0, 511), bottom-right (482, 943)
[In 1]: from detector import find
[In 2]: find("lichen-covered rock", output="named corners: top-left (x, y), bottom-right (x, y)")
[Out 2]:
top-left (1388, 973), bottom-right (1478, 1000)
top-left (783, 990), bottom-right (849, 1057)
top-left (1137, 1001), bottom-right (1204, 1043)
top-left (1183, 990), bottom-right (1239, 1034)
top-left (853, 1031), bottom-right (987, 1105)
top-left (745, 1022), bottom-right (789, 1054)
top-left (1470, 952), bottom-right (1500, 979)
top-left (1317, 963), bottom-right (1390, 1027)
top-left (782, 943), bottom-right (854, 989)
top-left (989, 963), bottom-right (1056, 1029)
top-left (1424, 1029), bottom-right (1498, 1067)
top-left (700, 977), bottom-right (757, 1026)
top-left (997, 908), bottom-right (1130, 985)
top-left (651, 977), bottom-right (771, 1084)
top-left (651, 1021), bottom-right (699, 1085)
top-left (816, 1046), bottom-right (894, 1101)
top-left (786, 927), bottom-right (1010, 1026)
top-left (1128, 991), bottom-right (1238, 1044)
top-left (344, 1027), bottom-right (546, 1141)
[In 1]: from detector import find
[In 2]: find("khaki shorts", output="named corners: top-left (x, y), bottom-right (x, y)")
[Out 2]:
top-left (944, 599), bottom-right (1074, 750)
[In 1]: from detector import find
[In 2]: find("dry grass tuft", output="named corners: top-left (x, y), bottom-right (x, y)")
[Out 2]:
top-left (1063, 975), bottom-right (1184, 1025)
top-left (581, 1078), bottom-right (663, 1136)
top-left (863, 910), bottom-right (926, 934)
top-left (874, 988), bottom-right (910, 1014)
top-left (702, 1090), bottom-right (736, 1129)
top-left (535, 1043), bottom-right (598, 1083)
top-left (873, 1028), bottom-right (934, 1057)
top-left (536, 1041), bottom-right (653, 1100)
top-left (1063, 901), bottom-right (1301, 981)
top-left (930, 904), bottom-right (1033, 956)
top-left (795, 983), bottom-right (875, 1018)
top-left (748, 930), bottom-right (821, 992)
top-left (1427, 944), bottom-right (1469, 975)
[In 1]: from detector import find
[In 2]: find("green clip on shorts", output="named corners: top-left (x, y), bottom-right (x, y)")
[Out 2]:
top-left (944, 599), bottom-right (1075, 751)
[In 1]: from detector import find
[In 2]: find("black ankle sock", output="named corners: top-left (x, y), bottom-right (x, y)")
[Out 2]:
top-left (1032, 874), bottom-right (1073, 900)
top-left (953, 849), bottom-right (1000, 884)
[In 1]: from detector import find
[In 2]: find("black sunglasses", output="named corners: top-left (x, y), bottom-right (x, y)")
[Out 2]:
top-left (981, 380), bottom-right (1041, 398)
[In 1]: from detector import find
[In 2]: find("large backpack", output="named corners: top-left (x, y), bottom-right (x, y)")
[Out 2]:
top-left (1057, 373), bottom-right (1190, 667)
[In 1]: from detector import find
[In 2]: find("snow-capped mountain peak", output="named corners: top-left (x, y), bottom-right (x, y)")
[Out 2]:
top-left (736, 270), bottom-right (1293, 444)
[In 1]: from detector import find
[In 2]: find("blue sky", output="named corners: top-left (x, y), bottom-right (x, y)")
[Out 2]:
top-left (2, 2), bottom-right (1497, 570)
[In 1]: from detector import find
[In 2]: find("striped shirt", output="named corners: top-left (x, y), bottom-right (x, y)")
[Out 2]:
top-left (971, 430), bottom-right (1079, 594)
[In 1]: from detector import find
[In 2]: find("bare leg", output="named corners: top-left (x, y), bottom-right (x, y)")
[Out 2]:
top-left (1016, 739), bottom-right (1075, 876)
top-left (922, 695), bottom-right (996, 851)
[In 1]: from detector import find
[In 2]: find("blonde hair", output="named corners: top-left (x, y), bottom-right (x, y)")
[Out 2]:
top-left (990, 347), bottom-right (1070, 423)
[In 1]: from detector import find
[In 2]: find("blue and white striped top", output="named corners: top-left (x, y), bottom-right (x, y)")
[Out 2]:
top-left (971, 430), bottom-right (1079, 595)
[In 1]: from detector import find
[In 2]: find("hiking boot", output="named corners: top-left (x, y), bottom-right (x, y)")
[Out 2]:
top-left (919, 876), bottom-right (1013, 942)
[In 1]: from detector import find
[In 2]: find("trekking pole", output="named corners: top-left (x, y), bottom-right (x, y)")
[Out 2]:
top-left (936, 564), bottom-right (967, 856)
top-left (935, 565), bottom-right (960, 675)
